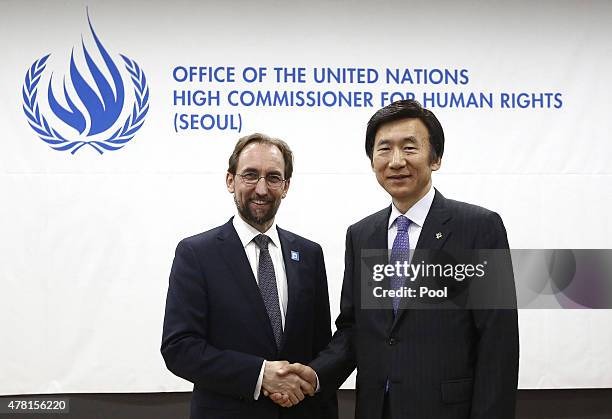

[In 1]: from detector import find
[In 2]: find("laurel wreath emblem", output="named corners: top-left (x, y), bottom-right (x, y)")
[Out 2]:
top-left (22, 54), bottom-right (149, 154)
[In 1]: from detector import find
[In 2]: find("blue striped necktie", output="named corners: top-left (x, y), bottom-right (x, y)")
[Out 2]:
top-left (390, 215), bottom-right (411, 315)
top-left (386, 215), bottom-right (411, 393)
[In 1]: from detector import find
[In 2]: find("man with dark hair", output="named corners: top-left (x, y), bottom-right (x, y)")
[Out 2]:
top-left (161, 133), bottom-right (338, 419)
top-left (365, 99), bottom-right (445, 164)
top-left (273, 100), bottom-right (519, 418)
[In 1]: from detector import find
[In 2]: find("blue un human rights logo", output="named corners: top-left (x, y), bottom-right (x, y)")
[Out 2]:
top-left (22, 11), bottom-right (149, 154)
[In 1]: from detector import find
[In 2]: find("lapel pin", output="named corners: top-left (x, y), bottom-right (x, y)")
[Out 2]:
top-left (291, 250), bottom-right (300, 261)
top-left (435, 232), bottom-right (443, 240)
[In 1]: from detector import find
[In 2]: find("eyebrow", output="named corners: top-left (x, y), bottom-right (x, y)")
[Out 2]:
top-left (376, 137), bottom-right (418, 147)
top-left (240, 167), bottom-right (283, 175)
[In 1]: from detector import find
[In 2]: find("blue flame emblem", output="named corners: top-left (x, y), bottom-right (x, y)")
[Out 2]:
top-left (22, 11), bottom-right (149, 154)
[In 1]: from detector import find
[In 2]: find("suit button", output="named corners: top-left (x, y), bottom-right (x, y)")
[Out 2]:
top-left (388, 337), bottom-right (397, 345)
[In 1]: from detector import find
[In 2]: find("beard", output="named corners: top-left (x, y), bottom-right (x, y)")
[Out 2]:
top-left (234, 194), bottom-right (280, 228)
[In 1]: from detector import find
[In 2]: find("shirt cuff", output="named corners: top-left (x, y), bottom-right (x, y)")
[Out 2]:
top-left (254, 360), bottom-right (266, 400)
top-left (314, 369), bottom-right (321, 393)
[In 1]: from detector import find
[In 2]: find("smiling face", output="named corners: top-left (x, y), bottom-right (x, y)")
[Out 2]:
top-left (371, 118), bottom-right (441, 212)
top-left (226, 142), bottom-right (290, 232)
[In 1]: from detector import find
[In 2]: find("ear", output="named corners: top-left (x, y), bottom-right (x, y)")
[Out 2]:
top-left (430, 157), bottom-right (442, 172)
top-left (226, 172), bottom-right (235, 193)
top-left (281, 178), bottom-right (290, 199)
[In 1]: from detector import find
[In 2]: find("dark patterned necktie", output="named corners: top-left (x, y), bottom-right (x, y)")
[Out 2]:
top-left (253, 234), bottom-right (283, 349)
top-left (390, 215), bottom-right (411, 315)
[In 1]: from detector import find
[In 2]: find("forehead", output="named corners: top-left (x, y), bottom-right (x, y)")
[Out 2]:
top-left (374, 118), bottom-right (429, 144)
top-left (236, 142), bottom-right (285, 172)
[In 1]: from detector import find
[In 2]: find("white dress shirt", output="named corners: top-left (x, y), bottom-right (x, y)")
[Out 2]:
top-left (387, 186), bottom-right (436, 256)
top-left (232, 214), bottom-right (288, 400)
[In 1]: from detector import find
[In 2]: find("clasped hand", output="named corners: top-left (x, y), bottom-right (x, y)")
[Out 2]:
top-left (262, 361), bottom-right (317, 407)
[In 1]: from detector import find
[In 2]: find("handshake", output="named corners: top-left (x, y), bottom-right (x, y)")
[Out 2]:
top-left (261, 361), bottom-right (318, 407)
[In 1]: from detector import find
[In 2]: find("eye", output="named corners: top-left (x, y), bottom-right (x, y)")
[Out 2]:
top-left (241, 172), bottom-right (259, 181)
top-left (266, 174), bottom-right (284, 185)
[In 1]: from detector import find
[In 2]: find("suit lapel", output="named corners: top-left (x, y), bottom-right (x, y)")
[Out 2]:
top-left (217, 219), bottom-right (277, 348)
top-left (415, 190), bottom-right (452, 250)
top-left (367, 207), bottom-right (391, 251)
top-left (391, 190), bottom-right (452, 331)
top-left (277, 227), bottom-right (300, 352)
top-left (365, 207), bottom-right (395, 327)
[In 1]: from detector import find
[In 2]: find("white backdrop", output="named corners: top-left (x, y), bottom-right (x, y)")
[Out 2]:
top-left (1, 0), bottom-right (612, 394)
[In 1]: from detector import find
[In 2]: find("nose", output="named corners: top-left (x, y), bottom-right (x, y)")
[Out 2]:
top-left (254, 177), bottom-right (269, 195)
top-left (389, 147), bottom-right (406, 169)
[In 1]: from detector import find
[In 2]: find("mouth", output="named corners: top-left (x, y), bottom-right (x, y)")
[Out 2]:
top-left (250, 199), bottom-right (272, 207)
top-left (387, 174), bottom-right (411, 181)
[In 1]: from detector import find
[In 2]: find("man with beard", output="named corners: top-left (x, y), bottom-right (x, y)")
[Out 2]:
top-left (161, 133), bottom-right (338, 419)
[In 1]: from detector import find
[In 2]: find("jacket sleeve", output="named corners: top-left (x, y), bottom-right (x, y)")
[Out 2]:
top-left (312, 244), bottom-right (333, 363)
top-left (310, 227), bottom-right (358, 397)
top-left (160, 239), bottom-right (264, 399)
top-left (311, 244), bottom-right (340, 419)
top-left (470, 212), bottom-right (520, 419)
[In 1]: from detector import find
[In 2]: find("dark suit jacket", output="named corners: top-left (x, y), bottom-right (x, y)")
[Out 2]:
top-left (310, 190), bottom-right (519, 419)
top-left (161, 219), bottom-right (338, 419)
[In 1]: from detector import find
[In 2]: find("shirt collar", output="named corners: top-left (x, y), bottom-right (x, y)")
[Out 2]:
top-left (388, 186), bottom-right (436, 230)
top-left (232, 213), bottom-right (281, 249)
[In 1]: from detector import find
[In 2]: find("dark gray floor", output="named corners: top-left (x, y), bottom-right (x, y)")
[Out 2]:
top-left (1, 389), bottom-right (611, 418)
